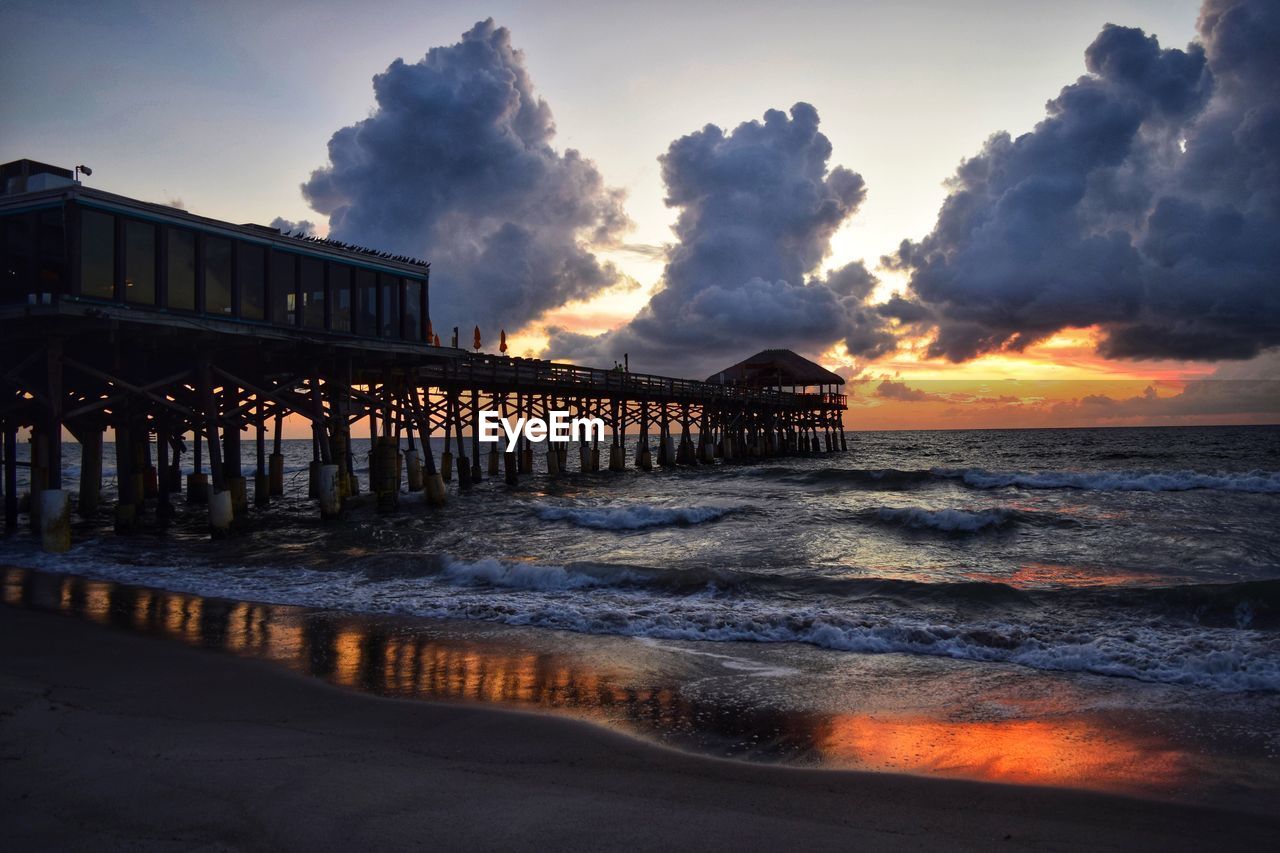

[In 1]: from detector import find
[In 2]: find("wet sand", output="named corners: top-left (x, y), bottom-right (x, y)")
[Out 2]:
top-left (2, 605), bottom-right (1276, 851)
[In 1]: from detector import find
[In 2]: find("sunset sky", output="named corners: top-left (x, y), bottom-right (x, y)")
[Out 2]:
top-left (3, 0), bottom-right (1275, 430)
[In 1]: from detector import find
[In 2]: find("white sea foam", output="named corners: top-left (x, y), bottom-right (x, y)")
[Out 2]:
top-left (940, 467), bottom-right (1280, 493)
top-left (537, 503), bottom-right (735, 530)
top-left (21, 550), bottom-right (1280, 694)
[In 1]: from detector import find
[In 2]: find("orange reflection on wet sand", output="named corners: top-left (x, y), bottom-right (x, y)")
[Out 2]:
top-left (816, 713), bottom-right (1187, 792)
top-left (2, 565), bottom-right (1205, 801)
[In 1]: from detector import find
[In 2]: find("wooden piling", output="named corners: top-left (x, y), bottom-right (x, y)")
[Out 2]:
top-left (78, 428), bottom-right (102, 516)
top-left (470, 388), bottom-right (482, 482)
top-left (189, 427), bottom-right (208, 504)
top-left (199, 359), bottom-right (229, 536)
top-left (3, 423), bottom-right (17, 530)
top-left (269, 413), bottom-right (284, 496)
top-left (449, 392), bottom-right (470, 489)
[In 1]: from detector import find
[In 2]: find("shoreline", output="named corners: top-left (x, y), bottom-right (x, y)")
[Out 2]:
top-left (5, 563), bottom-right (1280, 814)
top-left (2, 604), bottom-right (1277, 850)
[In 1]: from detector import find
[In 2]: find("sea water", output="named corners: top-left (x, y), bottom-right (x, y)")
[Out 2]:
top-left (3, 425), bottom-right (1279, 807)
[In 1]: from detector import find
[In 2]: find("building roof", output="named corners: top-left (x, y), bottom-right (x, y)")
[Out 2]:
top-left (705, 349), bottom-right (845, 387)
top-left (0, 180), bottom-right (429, 276)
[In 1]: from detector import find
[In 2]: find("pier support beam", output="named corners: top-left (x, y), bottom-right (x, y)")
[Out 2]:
top-left (199, 360), bottom-right (229, 538)
top-left (155, 424), bottom-right (173, 525)
top-left (609, 399), bottom-right (625, 472)
top-left (78, 428), bottom-right (102, 516)
top-left (449, 392), bottom-right (470, 490)
top-left (3, 424), bottom-right (16, 530)
top-left (318, 463), bottom-right (341, 520)
top-left (188, 429), bottom-right (207, 504)
top-left (372, 436), bottom-right (399, 512)
top-left (28, 430), bottom-right (48, 530)
top-left (255, 402), bottom-right (270, 507)
top-left (269, 413), bottom-right (285, 496)
top-left (406, 448), bottom-right (424, 492)
top-left (208, 488), bottom-right (233, 535)
top-left (222, 386), bottom-right (247, 521)
top-left (114, 423), bottom-right (133, 532)
top-left (470, 388), bottom-right (482, 482)
top-left (38, 489), bottom-right (71, 553)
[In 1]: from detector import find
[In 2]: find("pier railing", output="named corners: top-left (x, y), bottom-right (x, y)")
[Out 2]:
top-left (427, 353), bottom-right (846, 410)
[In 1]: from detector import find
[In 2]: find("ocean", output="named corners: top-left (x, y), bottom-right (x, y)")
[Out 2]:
top-left (3, 425), bottom-right (1279, 809)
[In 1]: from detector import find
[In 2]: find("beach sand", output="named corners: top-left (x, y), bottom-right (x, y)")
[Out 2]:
top-left (2, 605), bottom-right (1275, 852)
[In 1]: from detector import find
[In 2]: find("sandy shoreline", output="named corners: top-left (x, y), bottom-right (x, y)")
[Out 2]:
top-left (2, 605), bottom-right (1275, 851)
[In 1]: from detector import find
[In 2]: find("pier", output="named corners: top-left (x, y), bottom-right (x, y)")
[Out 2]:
top-left (1, 159), bottom-right (847, 550)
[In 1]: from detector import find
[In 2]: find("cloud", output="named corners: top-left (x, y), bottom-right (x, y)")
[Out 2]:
top-left (547, 103), bottom-right (898, 377)
top-left (299, 19), bottom-right (630, 333)
top-left (867, 372), bottom-right (1276, 425)
top-left (1051, 379), bottom-right (1279, 420)
top-left (874, 379), bottom-right (1021, 405)
top-left (875, 379), bottom-right (941, 402)
top-left (890, 0), bottom-right (1280, 363)
top-left (270, 216), bottom-right (316, 237)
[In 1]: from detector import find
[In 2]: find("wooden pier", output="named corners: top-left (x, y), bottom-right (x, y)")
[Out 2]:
top-left (0, 159), bottom-right (847, 549)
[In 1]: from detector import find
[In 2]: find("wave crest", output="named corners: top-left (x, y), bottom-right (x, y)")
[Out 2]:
top-left (941, 467), bottom-right (1280, 493)
top-left (867, 506), bottom-right (1022, 532)
top-left (441, 557), bottom-right (616, 591)
top-left (775, 465), bottom-right (1280, 494)
top-left (537, 503), bottom-right (736, 530)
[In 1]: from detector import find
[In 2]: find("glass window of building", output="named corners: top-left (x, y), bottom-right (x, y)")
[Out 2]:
top-left (79, 208), bottom-right (115, 300)
top-left (379, 273), bottom-right (401, 338)
top-left (269, 251), bottom-right (297, 325)
top-left (167, 229), bottom-right (196, 311)
top-left (300, 255), bottom-right (325, 329)
top-left (237, 242), bottom-right (265, 320)
top-left (355, 268), bottom-right (377, 336)
top-left (403, 279), bottom-right (422, 340)
top-left (35, 208), bottom-right (67, 299)
top-left (1, 213), bottom-right (33, 304)
top-left (124, 220), bottom-right (156, 305)
top-left (329, 263), bottom-right (352, 332)
top-left (203, 235), bottom-right (232, 315)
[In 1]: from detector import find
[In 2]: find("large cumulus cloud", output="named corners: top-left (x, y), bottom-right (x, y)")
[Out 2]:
top-left (300, 19), bottom-right (630, 333)
top-left (890, 0), bottom-right (1280, 362)
top-left (548, 103), bottom-right (897, 377)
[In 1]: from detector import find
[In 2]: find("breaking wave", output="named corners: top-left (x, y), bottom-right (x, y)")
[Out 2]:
top-left (537, 503), bottom-right (737, 530)
top-left (440, 556), bottom-right (622, 590)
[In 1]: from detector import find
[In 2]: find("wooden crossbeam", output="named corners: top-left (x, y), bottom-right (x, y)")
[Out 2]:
top-left (62, 362), bottom-right (194, 420)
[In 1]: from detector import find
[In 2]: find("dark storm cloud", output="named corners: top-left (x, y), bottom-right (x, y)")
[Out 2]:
top-left (300, 19), bottom-right (630, 333)
top-left (890, 0), bottom-right (1280, 363)
top-left (548, 103), bottom-right (897, 377)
